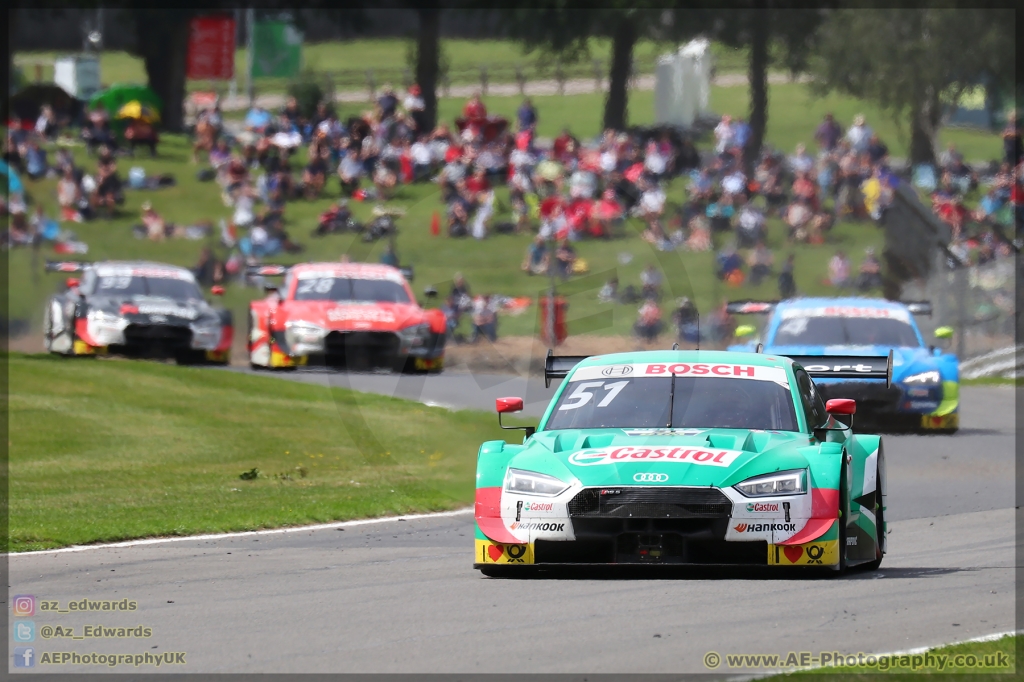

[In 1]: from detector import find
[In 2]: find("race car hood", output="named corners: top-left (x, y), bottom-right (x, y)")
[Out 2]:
top-left (87, 295), bottom-right (215, 324)
top-left (767, 344), bottom-right (955, 384)
top-left (508, 428), bottom-right (814, 489)
top-left (281, 301), bottom-right (426, 332)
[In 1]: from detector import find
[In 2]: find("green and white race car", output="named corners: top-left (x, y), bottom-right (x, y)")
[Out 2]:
top-left (474, 349), bottom-right (890, 574)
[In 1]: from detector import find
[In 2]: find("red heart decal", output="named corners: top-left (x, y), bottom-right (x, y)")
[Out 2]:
top-left (783, 545), bottom-right (804, 563)
top-left (487, 544), bottom-right (504, 562)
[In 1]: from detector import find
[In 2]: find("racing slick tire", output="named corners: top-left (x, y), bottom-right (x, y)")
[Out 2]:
top-left (833, 458), bottom-right (851, 575)
top-left (859, 460), bottom-right (885, 572)
top-left (43, 298), bottom-right (75, 356)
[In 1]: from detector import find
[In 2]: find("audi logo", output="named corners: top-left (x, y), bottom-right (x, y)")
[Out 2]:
top-left (602, 365), bottom-right (634, 376)
top-left (633, 472), bottom-right (669, 483)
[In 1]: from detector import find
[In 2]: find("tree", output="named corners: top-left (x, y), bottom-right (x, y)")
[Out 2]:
top-left (809, 7), bottom-right (1015, 166)
top-left (705, 3), bottom-right (827, 169)
top-left (126, 7), bottom-right (367, 133)
top-left (413, 7), bottom-right (441, 132)
top-left (499, 2), bottom-right (697, 131)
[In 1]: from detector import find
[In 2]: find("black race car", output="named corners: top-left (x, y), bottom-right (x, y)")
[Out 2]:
top-left (43, 260), bottom-right (234, 364)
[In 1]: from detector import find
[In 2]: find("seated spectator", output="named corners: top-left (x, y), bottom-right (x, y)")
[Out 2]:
top-left (640, 263), bottom-right (663, 300)
top-left (193, 246), bottom-right (225, 286)
top-left (82, 106), bottom-right (115, 154)
top-left (716, 243), bottom-right (745, 285)
top-left (140, 201), bottom-right (168, 241)
top-left (409, 136), bottom-right (433, 181)
top-left (598, 276), bottom-right (619, 303)
top-left (244, 106), bottom-right (273, 135)
top-left (828, 249), bottom-right (851, 288)
top-left (35, 105), bottom-right (58, 141)
top-left (338, 146), bottom-right (365, 197)
top-left (192, 105), bottom-right (222, 163)
top-left (303, 145), bottom-right (329, 200)
top-left (554, 239), bottom-right (576, 279)
top-left (778, 254), bottom-right (797, 299)
top-left (866, 134), bottom-right (889, 166)
top-left (737, 201), bottom-right (766, 248)
top-left (677, 137), bottom-right (701, 173)
top-left (23, 139), bottom-right (49, 180)
top-left (1002, 113), bottom-right (1021, 166)
top-left (789, 143), bottom-right (814, 175)
top-left (714, 115), bottom-right (735, 154)
top-left (379, 241), bottom-right (399, 267)
top-left (706, 193), bottom-right (736, 232)
top-left (470, 294), bottom-right (499, 343)
top-left (672, 297), bottom-right (699, 344)
top-left (634, 299), bottom-right (663, 342)
top-left (732, 117), bottom-right (752, 154)
top-left (377, 85), bottom-right (398, 120)
top-left (91, 147), bottom-right (124, 215)
top-left (855, 247), bottom-right (882, 291)
top-left (57, 166), bottom-right (89, 222)
top-left (747, 241), bottom-right (775, 286)
top-left (281, 96), bottom-right (303, 130)
top-left (783, 198), bottom-right (815, 241)
top-left (792, 170), bottom-right (818, 209)
top-left (125, 118), bottom-right (159, 157)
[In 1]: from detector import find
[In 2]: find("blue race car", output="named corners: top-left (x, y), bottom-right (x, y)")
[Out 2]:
top-left (727, 298), bottom-right (958, 433)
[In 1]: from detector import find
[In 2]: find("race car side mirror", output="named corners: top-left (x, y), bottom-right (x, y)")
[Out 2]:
top-left (211, 285), bottom-right (225, 296)
top-left (734, 324), bottom-right (756, 338)
top-left (66, 277), bottom-right (80, 290)
top-left (825, 399), bottom-right (856, 415)
top-left (424, 286), bottom-right (438, 299)
top-left (496, 397), bottom-right (535, 439)
top-left (497, 397), bottom-right (524, 413)
top-left (263, 284), bottom-right (279, 295)
top-left (934, 326), bottom-right (954, 339)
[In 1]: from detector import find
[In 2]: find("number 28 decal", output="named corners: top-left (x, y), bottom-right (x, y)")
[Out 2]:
top-left (557, 381), bottom-right (629, 411)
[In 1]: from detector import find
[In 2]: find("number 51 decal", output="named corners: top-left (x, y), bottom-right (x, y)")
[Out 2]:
top-left (557, 381), bottom-right (629, 410)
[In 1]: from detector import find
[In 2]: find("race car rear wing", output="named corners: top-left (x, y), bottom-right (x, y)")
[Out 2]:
top-left (726, 300), bottom-right (778, 315)
top-left (45, 260), bottom-right (89, 273)
top-left (545, 350), bottom-right (590, 388)
top-left (789, 350), bottom-right (893, 388)
top-left (903, 300), bottom-right (932, 316)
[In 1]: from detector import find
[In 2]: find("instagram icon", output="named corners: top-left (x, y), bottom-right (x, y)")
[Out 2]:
top-left (13, 595), bottom-right (35, 617)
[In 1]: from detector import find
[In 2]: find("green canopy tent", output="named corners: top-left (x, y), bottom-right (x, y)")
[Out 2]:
top-left (88, 84), bottom-right (163, 117)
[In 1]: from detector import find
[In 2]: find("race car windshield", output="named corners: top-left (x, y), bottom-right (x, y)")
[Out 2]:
top-left (294, 277), bottom-right (410, 303)
top-left (544, 377), bottom-right (798, 431)
top-left (94, 275), bottom-right (202, 300)
top-left (772, 316), bottom-right (920, 347)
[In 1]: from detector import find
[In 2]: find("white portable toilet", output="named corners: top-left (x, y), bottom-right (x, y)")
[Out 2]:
top-left (54, 54), bottom-right (101, 100)
top-left (654, 38), bottom-right (713, 128)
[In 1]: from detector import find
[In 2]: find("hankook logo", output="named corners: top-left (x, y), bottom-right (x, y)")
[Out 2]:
top-left (601, 365), bottom-right (634, 377)
top-left (633, 472), bottom-right (669, 483)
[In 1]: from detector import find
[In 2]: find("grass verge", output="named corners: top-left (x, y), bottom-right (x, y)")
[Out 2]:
top-left (755, 633), bottom-right (1017, 680)
top-left (7, 352), bottom-right (514, 552)
top-left (961, 376), bottom-right (1022, 387)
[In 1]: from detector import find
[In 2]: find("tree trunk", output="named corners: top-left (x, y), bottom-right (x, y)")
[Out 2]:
top-left (415, 7), bottom-right (441, 133)
top-left (603, 14), bottom-right (636, 131)
top-left (3, 11), bottom-right (17, 117)
top-left (745, 5), bottom-right (770, 173)
top-left (137, 11), bottom-right (191, 133)
top-left (909, 88), bottom-right (940, 167)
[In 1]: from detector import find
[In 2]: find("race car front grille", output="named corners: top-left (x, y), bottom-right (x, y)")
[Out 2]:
top-left (120, 324), bottom-right (193, 353)
top-left (318, 331), bottom-right (401, 369)
top-left (568, 487), bottom-right (732, 518)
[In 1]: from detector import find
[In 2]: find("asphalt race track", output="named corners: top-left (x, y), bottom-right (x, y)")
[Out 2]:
top-left (10, 373), bottom-right (1017, 674)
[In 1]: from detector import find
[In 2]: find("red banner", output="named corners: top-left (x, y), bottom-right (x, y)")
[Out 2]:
top-left (187, 16), bottom-right (235, 81)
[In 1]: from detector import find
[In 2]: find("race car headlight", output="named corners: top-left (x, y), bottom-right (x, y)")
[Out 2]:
top-left (734, 469), bottom-right (807, 497)
top-left (190, 316), bottom-right (222, 350)
top-left (504, 468), bottom-right (570, 497)
top-left (285, 321), bottom-right (326, 352)
top-left (903, 370), bottom-right (940, 385)
top-left (86, 310), bottom-right (127, 345)
top-left (398, 322), bottom-right (431, 347)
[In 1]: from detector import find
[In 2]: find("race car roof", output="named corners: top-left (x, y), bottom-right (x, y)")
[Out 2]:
top-left (91, 261), bottom-right (196, 279)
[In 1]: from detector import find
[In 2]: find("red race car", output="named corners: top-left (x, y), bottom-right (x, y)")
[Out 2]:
top-left (247, 262), bottom-right (446, 372)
